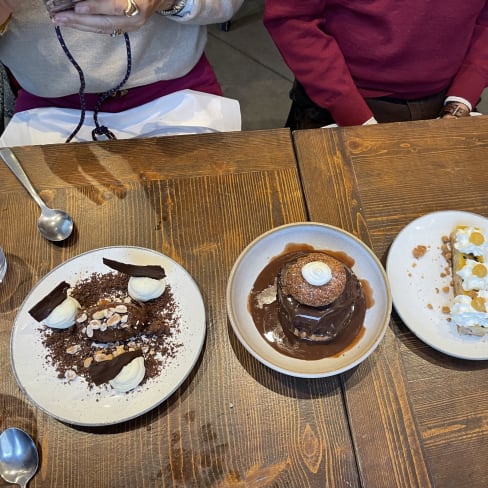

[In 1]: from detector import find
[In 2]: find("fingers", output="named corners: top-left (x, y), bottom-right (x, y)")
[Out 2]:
top-left (73, 0), bottom-right (127, 16)
top-left (52, 0), bottom-right (147, 35)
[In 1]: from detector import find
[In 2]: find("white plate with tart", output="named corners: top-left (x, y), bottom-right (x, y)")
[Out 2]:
top-left (10, 246), bottom-right (206, 426)
top-left (386, 210), bottom-right (488, 360)
top-left (226, 222), bottom-right (391, 378)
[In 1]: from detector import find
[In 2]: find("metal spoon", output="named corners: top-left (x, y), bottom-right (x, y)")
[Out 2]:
top-left (0, 147), bottom-right (73, 241)
top-left (0, 428), bottom-right (39, 488)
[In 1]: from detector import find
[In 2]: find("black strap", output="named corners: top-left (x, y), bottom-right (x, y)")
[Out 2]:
top-left (54, 26), bottom-right (132, 143)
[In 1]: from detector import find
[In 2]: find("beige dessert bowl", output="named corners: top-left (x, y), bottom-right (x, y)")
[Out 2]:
top-left (226, 222), bottom-right (392, 377)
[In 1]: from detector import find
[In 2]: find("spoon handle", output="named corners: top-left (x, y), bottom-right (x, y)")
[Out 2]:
top-left (0, 147), bottom-right (47, 209)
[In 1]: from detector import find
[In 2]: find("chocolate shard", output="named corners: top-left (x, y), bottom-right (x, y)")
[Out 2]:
top-left (28, 281), bottom-right (70, 322)
top-left (102, 258), bottom-right (166, 280)
top-left (89, 350), bottom-right (143, 386)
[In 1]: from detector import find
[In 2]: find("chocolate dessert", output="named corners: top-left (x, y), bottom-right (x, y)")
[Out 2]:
top-left (30, 259), bottom-right (182, 391)
top-left (249, 246), bottom-right (369, 360)
top-left (76, 301), bottom-right (148, 342)
top-left (277, 252), bottom-right (365, 343)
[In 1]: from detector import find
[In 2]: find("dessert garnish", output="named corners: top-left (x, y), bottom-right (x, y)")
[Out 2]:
top-left (102, 257), bottom-right (166, 279)
top-left (450, 225), bottom-right (488, 336)
top-left (28, 281), bottom-right (71, 322)
top-left (110, 356), bottom-right (145, 393)
top-left (28, 281), bottom-right (80, 329)
top-left (103, 257), bottom-right (167, 302)
top-left (89, 349), bottom-right (143, 386)
top-left (301, 260), bottom-right (332, 286)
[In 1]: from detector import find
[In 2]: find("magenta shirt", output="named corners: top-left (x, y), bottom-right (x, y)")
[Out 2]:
top-left (264, 1), bottom-right (488, 125)
top-left (14, 54), bottom-right (222, 114)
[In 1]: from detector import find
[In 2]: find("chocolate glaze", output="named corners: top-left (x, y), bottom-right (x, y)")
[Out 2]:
top-left (28, 281), bottom-right (70, 322)
top-left (278, 261), bottom-right (364, 342)
top-left (89, 350), bottom-right (143, 385)
top-left (103, 258), bottom-right (166, 279)
top-left (249, 246), bottom-right (370, 360)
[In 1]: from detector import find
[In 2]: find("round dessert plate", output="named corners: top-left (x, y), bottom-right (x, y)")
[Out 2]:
top-left (386, 210), bottom-right (488, 360)
top-left (10, 246), bottom-right (206, 426)
top-left (226, 222), bottom-right (391, 377)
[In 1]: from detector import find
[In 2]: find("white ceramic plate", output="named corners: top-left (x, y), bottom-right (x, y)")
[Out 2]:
top-left (386, 210), bottom-right (488, 360)
top-left (226, 223), bottom-right (391, 377)
top-left (10, 246), bottom-right (206, 426)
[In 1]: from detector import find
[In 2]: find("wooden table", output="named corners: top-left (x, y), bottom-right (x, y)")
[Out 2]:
top-left (293, 116), bottom-right (488, 488)
top-left (1, 128), bottom-right (362, 488)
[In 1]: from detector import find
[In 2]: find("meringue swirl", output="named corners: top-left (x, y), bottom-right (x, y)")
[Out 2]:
top-left (301, 261), bottom-right (332, 286)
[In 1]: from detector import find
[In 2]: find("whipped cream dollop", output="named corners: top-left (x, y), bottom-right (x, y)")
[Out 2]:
top-left (109, 356), bottom-right (145, 392)
top-left (44, 296), bottom-right (80, 329)
top-left (301, 261), bottom-right (332, 286)
top-left (450, 291), bottom-right (488, 328)
top-left (457, 259), bottom-right (488, 291)
top-left (128, 276), bottom-right (166, 302)
top-left (453, 226), bottom-right (488, 256)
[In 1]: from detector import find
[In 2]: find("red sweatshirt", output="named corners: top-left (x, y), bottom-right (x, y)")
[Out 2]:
top-left (264, 1), bottom-right (488, 125)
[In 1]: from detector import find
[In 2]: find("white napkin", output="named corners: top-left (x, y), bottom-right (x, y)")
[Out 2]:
top-left (0, 89), bottom-right (241, 147)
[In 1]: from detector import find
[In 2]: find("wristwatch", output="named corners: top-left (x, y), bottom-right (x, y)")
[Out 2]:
top-left (441, 102), bottom-right (470, 118)
top-left (157, 0), bottom-right (187, 16)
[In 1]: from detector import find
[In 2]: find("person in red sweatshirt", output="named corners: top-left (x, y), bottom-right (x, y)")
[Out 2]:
top-left (264, 1), bottom-right (488, 128)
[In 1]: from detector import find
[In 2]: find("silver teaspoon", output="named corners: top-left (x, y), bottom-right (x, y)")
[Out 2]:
top-left (0, 147), bottom-right (73, 241)
top-left (0, 428), bottom-right (39, 488)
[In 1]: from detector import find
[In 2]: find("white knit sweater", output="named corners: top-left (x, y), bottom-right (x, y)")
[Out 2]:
top-left (0, 0), bottom-right (243, 97)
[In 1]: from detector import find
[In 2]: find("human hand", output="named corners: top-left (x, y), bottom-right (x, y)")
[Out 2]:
top-left (440, 101), bottom-right (470, 119)
top-left (52, 0), bottom-right (178, 35)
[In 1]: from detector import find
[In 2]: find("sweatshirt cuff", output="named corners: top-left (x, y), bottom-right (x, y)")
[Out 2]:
top-left (444, 96), bottom-right (472, 112)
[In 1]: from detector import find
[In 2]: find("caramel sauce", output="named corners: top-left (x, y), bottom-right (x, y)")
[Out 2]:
top-left (248, 244), bottom-right (373, 360)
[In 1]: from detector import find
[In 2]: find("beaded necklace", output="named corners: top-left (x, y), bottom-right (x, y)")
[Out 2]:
top-left (54, 26), bottom-right (132, 143)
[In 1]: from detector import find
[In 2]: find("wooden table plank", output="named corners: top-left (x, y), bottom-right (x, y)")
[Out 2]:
top-left (293, 117), bottom-right (488, 488)
top-left (0, 129), bottom-right (360, 487)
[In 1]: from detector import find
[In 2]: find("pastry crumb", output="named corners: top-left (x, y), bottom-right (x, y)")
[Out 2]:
top-left (412, 245), bottom-right (428, 259)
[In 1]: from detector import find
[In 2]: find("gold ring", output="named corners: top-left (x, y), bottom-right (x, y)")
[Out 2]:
top-left (111, 28), bottom-right (123, 37)
top-left (124, 0), bottom-right (140, 17)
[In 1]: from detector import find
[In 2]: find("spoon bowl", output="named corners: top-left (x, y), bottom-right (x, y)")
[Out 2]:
top-left (37, 207), bottom-right (74, 242)
top-left (0, 428), bottom-right (39, 488)
top-left (0, 147), bottom-right (74, 241)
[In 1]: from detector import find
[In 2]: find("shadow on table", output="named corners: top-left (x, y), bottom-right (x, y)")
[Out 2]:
top-left (391, 309), bottom-right (487, 372)
top-left (38, 143), bottom-right (129, 208)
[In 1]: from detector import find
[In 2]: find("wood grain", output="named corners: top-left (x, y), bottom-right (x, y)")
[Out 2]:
top-left (293, 117), bottom-right (488, 488)
top-left (1, 129), bottom-right (359, 487)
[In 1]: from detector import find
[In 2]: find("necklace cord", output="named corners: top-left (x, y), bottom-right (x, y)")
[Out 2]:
top-left (54, 26), bottom-right (132, 143)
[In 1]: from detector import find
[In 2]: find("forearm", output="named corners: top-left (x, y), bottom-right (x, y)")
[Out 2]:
top-left (263, 1), bottom-right (372, 125)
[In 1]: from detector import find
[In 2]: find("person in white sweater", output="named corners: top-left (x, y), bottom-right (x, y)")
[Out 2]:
top-left (0, 0), bottom-right (244, 145)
